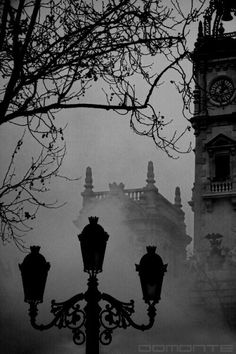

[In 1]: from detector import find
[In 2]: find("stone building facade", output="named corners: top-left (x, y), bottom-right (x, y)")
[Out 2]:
top-left (74, 161), bottom-right (191, 278)
top-left (189, 1), bottom-right (236, 328)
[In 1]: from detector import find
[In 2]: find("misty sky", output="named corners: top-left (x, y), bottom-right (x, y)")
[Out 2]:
top-left (1, 1), bottom-right (236, 353)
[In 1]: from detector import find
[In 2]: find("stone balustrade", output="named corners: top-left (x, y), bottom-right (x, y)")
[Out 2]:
top-left (93, 188), bottom-right (144, 202)
top-left (210, 180), bottom-right (233, 193)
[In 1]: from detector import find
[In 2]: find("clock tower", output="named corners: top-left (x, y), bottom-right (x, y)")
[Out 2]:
top-left (191, 0), bottom-right (236, 258)
top-left (190, 1), bottom-right (236, 326)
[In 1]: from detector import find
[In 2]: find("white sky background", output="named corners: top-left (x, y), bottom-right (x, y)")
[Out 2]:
top-left (1, 1), bottom-right (236, 353)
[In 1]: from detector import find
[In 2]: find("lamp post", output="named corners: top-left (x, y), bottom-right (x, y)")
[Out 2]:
top-left (19, 217), bottom-right (167, 354)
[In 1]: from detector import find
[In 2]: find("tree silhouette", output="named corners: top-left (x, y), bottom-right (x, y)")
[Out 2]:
top-left (0, 0), bottom-right (205, 249)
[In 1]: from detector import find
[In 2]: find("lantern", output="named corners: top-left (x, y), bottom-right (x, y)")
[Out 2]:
top-left (136, 246), bottom-right (167, 304)
top-left (78, 217), bottom-right (109, 274)
top-left (221, 0), bottom-right (234, 21)
top-left (222, 9), bottom-right (233, 21)
top-left (19, 246), bottom-right (50, 304)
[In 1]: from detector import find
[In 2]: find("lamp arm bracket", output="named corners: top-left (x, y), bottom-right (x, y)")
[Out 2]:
top-left (101, 292), bottom-right (135, 326)
top-left (29, 292), bottom-right (87, 345)
top-left (100, 293), bottom-right (156, 334)
top-left (98, 292), bottom-right (134, 345)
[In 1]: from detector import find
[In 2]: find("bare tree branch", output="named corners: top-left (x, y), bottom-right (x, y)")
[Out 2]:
top-left (0, 131), bottom-right (79, 250)
top-left (0, 0), bottom-right (206, 249)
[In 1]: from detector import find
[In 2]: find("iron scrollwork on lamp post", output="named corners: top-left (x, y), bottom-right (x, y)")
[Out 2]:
top-left (19, 217), bottom-right (167, 354)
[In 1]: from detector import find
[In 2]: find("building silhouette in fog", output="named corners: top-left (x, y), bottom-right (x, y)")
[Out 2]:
top-left (74, 161), bottom-right (191, 278)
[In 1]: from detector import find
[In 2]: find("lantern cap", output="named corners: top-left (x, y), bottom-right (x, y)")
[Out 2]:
top-left (78, 217), bottom-right (109, 241)
top-left (136, 246), bottom-right (167, 273)
top-left (30, 245), bottom-right (40, 253)
top-left (19, 245), bottom-right (50, 270)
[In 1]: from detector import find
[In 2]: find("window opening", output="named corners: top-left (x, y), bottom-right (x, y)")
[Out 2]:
top-left (214, 154), bottom-right (230, 181)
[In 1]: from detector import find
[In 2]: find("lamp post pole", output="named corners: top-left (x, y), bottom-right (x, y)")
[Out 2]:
top-left (19, 217), bottom-right (167, 354)
top-left (84, 274), bottom-right (101, 354)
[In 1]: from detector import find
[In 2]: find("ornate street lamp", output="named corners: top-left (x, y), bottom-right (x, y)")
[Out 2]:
top-left (78, 216), bottom-right (109, 274)
top-left (19, 245), bottom-right (50, 304)
top-left (136, 246), bottom-right (167, 305)
top-left (19, 217), bottom-right (167, 354)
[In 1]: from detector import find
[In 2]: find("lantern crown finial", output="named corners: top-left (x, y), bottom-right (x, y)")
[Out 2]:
top-left (146, 246), bottom-right (157, 254)
top-left (88, 216), bottom-right (99, 224)
top-left (30, 245), bottom-right (41, 253)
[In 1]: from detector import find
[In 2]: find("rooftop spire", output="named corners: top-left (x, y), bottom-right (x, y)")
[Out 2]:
top-left (84, 166), bottom-right (93, 191)
top-left (81, 167), bottom-right (94, 207)
top-left (174, 186), bottom-right (182, 209)
top-left (198, 20), bottom-right (203, 38)
top-left (146, 161), bottom-right (155, 186)
top-left (145, 161), bottom-right (157, 192)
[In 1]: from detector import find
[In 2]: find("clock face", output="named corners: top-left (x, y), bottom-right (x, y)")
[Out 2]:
top-left (209, 77), bottom-right (234, 105)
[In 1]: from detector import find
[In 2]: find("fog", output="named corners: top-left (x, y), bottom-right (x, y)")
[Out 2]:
top-left (1, 71), bottom-right (235, 354)
top-left (1, 86), bottom-right (236, 353)
top-left (1, 2), bottom-right (236, 353)
top-left (1, 181), bottom-right (236, 353)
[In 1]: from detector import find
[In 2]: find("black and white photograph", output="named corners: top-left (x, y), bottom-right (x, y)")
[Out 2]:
top-left (1, 1), bottom-right (236, 353)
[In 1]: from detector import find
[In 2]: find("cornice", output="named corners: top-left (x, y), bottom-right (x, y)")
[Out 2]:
top-left (191, 112), bottom-right (236, 134)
